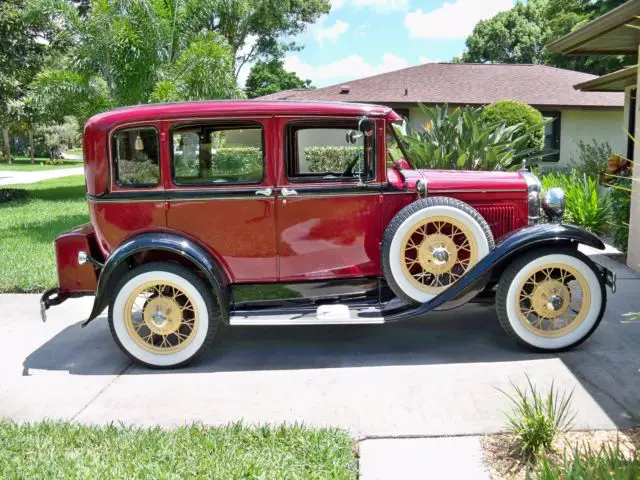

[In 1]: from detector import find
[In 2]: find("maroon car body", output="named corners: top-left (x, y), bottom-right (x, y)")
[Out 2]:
top-left (42, 101), bottom-right (614, 368)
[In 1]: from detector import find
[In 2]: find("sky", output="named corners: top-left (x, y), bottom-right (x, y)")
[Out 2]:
top-left (239, 0), bottom-right (518, 88)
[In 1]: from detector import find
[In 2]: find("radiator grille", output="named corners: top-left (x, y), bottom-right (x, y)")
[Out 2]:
top-left (475, 204), bottom-right (515, 240)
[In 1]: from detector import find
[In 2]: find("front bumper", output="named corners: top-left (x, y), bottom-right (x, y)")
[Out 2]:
top-left (39, 288), bottom-right (92, 322)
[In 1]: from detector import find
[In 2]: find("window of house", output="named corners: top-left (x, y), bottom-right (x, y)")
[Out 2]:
top-left (286, 121), bottom-right (376, 182)
top-left (112, 127), bottom-right (160, 186)
top-left (541, 112), bottom-right (561, 162)
top-left (172, 123), bottom-right (264, 185)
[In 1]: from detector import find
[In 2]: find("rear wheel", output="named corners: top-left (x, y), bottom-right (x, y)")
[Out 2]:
top-left (109, 262), bottom-right (219, 368)
top-left (496, 249), bottom-right (605, 351)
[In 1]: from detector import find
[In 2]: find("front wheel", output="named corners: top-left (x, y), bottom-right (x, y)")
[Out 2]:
top-left (496, 249), bottom-right (606, 352)
top-left (109, 262), bottom-right (219, 368)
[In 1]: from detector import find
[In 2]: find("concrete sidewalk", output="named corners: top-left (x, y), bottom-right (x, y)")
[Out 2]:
top-left (0, 167), bottom-right (84, 186)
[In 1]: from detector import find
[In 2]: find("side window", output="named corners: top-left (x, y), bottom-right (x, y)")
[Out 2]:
top-left (172, 123), bottom-right (264, 185)
top-left (112, 127), bottom-right (160, 187)
top-left (287, 121), bottom-right (376, 182)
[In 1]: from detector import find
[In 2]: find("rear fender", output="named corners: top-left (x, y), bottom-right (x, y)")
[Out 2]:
top-left (83, 232), bottom-right (229, 326)
top-left (381, 223), bottom-right (605, 321)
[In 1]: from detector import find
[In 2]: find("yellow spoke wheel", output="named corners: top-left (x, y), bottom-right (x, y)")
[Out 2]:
top-left (400, 216), bottom-right (478, 294)
top-left (516, 264), bottom-right (590, 338)
top-left (124, 280), bottom-right (199, 354)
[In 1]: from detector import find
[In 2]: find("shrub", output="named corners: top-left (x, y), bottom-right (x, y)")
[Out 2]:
top-left (304, 146), bottom-right (360, 173)
top-left (541, 170), bottom-right (610, 234)
top-left (0, 188), bottom-right (29, 204)
top-left (501, 375), bottom-right (575, 460)
top-left (481, 100), bottom-right (545, 152)
top-left (570, 139), bottom-right (612, 181)
top-left (118, 160), bottom-right (159, 185)
top-left (396, 104), bottom-right (546, 171)
top-left (608, 177), bottom-right (631, 251)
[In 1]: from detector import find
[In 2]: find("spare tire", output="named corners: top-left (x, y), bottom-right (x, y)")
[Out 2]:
top-left (382, 197), bottom-right (495, 304)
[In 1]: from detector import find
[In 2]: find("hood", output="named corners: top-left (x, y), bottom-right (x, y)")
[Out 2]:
top-left (393, 168), bottom-right (528, 193)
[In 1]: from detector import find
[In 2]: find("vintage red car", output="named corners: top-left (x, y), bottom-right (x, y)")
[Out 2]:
top-left (41, 101), bottom-right (616, 368)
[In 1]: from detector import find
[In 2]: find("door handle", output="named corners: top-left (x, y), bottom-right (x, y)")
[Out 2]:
top-left (281, 187), bottom-right (298, 197)
top-left (255, 187), bottom-right (273, 196)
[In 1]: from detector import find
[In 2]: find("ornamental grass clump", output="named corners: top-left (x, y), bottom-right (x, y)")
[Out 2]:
top-left (535, 442), bottom-right (640, 480)
top-left (395, 103), bottom-right (547, 171)
top-left (500, 375), bottom-right (576, 460)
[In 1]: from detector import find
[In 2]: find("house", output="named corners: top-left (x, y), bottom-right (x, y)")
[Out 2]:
top-left (547, 0), bottom-right (640, 270)
top-left (258, 63), bottom-right (625, 168)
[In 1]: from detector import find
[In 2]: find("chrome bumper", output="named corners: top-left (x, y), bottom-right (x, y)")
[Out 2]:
top-left (39, 288), bottom-right (71, 322)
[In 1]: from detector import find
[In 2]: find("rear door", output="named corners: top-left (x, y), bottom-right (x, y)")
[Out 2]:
top-left (165, 118), bottom-right (277, 283)
top-left (274, 117), bottom-right (384, 282)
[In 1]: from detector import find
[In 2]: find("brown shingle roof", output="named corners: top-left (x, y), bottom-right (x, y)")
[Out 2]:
top-left (257, 63), bottom-right (624, 109)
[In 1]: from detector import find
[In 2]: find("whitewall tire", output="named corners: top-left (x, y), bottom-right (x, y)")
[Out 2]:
top-left (496, 249), bottom-right (606, 351)
top-left (382, 197), bottom-right (495, 304)
top-left (108, 262), bottom-right (219, 368)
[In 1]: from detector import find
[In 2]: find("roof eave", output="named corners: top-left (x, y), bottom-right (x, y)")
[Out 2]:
top-left (547, 0), bottom-right (640, 54)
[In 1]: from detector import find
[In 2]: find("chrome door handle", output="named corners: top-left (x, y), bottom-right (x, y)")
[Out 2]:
top-left (281, 187), bottom-right (298, 197)
top-left (255, 187), bottom-right (273, 196)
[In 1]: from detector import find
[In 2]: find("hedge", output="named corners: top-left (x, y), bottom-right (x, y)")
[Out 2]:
top-left (304, 146), bottom-right (361, 173)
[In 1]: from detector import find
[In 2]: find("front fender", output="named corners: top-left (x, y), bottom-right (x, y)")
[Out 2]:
top-left (83, 232), bottom-right (228, 326)
top-left (380, 223), bottom-right (605, 321)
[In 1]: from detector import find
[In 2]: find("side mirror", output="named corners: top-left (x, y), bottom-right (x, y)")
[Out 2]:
top-left (346, 130), bottom-right (362, 144)
top-left (358, 116), bottom-right (375, 137)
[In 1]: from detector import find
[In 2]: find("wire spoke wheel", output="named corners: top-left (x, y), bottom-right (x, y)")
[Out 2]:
top-left (516, 263), bottom-right (590, 338)
top-left (124, 280), bottom-right (199, 354)
top-left (400, 215), bottom-right (478, 294)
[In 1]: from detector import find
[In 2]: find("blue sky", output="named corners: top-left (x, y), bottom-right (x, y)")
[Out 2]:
top-left (240, 0), bottom-right (518, 88)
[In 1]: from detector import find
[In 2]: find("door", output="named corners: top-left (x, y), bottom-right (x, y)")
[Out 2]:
top-left (275, 117), bottom-right (384, 282)
top-left (166, 119), bottom-right (278, 283)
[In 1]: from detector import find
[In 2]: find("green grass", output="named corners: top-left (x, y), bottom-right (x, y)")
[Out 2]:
top-left (0, 421), bottom-right (357, 479)
top-left (64, 148), bottom-right (84, 155)
top-left (0, 157), bottom-right (83, 171)
top-left (0, 175), bottom-right (88, 292)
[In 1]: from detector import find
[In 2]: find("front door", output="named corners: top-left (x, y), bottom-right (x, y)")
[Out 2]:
top-left (275, 117), bottom-right (383, 282)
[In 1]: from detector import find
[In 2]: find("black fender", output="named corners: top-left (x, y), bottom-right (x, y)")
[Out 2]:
top-left (82, 232), bottom-right (229, 326)
top-left (380, 223), bottom-right (605, 321)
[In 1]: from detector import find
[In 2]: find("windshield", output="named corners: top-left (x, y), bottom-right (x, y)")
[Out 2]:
top-left (386, 122), bottom-right (412, 169)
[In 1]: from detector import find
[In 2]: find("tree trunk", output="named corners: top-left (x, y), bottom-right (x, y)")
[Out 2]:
top-left (29, 130), bottom-right (35, 164)
top-left (2, 125), bottom-right (10, 164)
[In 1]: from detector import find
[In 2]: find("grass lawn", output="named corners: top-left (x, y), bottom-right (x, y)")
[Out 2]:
top-left (0, 157), bottom-right (83, 171)
top-left (0, 175), bottom-right (88, 292)
top-left (0, 421), bottom-right (357, 479)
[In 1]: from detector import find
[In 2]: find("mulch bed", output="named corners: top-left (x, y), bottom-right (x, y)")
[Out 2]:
top-left (481, 428), bottom-right (640, 479)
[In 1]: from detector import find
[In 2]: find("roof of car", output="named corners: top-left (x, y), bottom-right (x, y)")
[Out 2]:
top-left (85, 100), bottom-right (398, 131)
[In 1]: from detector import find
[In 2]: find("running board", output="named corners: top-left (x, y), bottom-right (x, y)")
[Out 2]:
top-left (229, 304), bottom-right (385, 326)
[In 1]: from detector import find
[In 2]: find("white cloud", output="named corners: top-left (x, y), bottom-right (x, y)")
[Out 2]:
top-left (405, 0), bottom-right (513, 39)
top-left (332, 0), bottom-right (408, 12)
top-left (284, 53), bottom-right (409, 87)
top-left (419, 56), bottom-right (436, 64)
top-left (313, 19), bottom-right (350, 45)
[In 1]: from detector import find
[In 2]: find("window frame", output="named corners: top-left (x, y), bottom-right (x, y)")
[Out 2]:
top-left (540, 111), bottom-right (562, 163)
top-left (111, 125), bottom-right (161, 188)
top-left (284, 119), bottom-right (377, 184)
top-left (169, 120), bottom-right (266, 187)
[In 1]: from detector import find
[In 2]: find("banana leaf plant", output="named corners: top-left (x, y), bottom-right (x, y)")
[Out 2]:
top-left (394, 104), bottom-right (549, 171)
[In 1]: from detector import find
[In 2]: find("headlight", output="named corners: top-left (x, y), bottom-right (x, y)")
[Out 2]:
top-left (542, 188), bottom-right (565, 221)
top-left (521, 171), bottom-right (541, 224)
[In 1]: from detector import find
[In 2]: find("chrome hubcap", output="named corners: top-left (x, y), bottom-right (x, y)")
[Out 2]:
top-left (432, 247), bottom-right (450, 266)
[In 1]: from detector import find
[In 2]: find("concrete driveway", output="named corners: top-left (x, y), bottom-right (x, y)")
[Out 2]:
top-left (2, 253), bottom-right (640, 439)
top-left (0, 168), bottom-right (84, 186)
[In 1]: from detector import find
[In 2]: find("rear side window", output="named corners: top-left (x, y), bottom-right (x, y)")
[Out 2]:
top-left (172, 123), bottom-right (264, 185)
top-left (112, 127), bottom-right (160, 187)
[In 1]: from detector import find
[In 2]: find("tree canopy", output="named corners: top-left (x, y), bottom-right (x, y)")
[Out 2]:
top-left (245, 59), bottom-right (312, 99)
top-left (458, 0), bottom-right (631, 75)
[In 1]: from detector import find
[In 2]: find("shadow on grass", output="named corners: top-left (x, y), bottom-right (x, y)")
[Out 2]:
top-left (4, 213), bottom-right (91, 243)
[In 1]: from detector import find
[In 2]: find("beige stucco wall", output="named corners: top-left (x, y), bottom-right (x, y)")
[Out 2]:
top-left (406, 105), bottom-right (625, 169)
